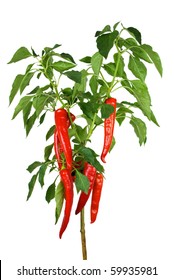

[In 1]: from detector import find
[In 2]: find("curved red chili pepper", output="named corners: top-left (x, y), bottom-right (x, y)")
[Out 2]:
top-left (101, 97), bottom-right (117, 163)
top-left (75, 162), bottom-right (96, 215)
top-left (90, 172), bottom-right (104, 223)
top-left (54, 112), bottom-right (75, 170)
top-left (59, 168), bottom-right (74, 239)
top-left (54, 109), bottom-right (73, 170)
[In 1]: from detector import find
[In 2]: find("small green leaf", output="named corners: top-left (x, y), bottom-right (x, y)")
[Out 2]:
top-left (79, 101), bottom-right (99, 119)
top-left (75, 125), bottom-right (88, 142)
top-left (64, 70), bottom-right (82, 83)
top-left (44, 44), bottom-right (61, 53)
top-left (97, 30), bottom-right (119, 58)
top-left (8, 47), bottom-right (32, 64)
top-left (128, 55), bottom-right (147, 81)
top-left (33, 94), bottom-right (49, 117)
top-left (141, 44), bottom-right (163, 76)
top-left (80, 56), bottom-right (91, 63)
top-left (130, 80), bottom-right (152, 120)
top-left (12, 95), bottom-right (33, 119)
top-left (109, 136), bottom-right (116, 152)
top-left (89, 75), bottom-right (98, 94)
top-left (39, 112), bottom-right (47, 125)
top-left (27, 161), bottom-right (42, 173)
top-left (38, 163), bottom-right (48, 187)
top-left (9, 74), bottom-right (24, 104)
top-left (55, 181), bottom-right (64, 224)
top-left (101, 103), bottom-right (114, 119)
top-left (113, 21), bottom-right (120, 30)
top-left (44, 143), bottom-right (53, 161)
top-left (91, 52), bottom-right (103, 76)
top-left (23, 101), bottom-right (32, 127)
top-left (27, 172), bottom-right (38, 200)
top-left (25, 112), bottom-right (37, 136)
top-left (60, 53), bottom-right (75, 63)
top-left (79, 147), bottom-right (104, 173)
top-left (45, 182), bottom-right (56, 203)
top-left (150, 110), bottom-right (160, 127)
top-left (95, 25), bottom-right (111, 37)
top-left (131, 46), bottom-right (152, 63)
top-left (52, 61), bottom-right (75, 72)
top-left (75, 170), bottom-right (90, 193)
top-left (130, 115), bottom-right (147, 145)
top-left (46, 125), bottom-right (55, 140)
top-left (114, 53), bottom-right (125, 78)
top-left (103, 62), bottom-right (115, 76)
top-left (127, 27), bottom-right (142, 44)
top-left (20, 72), bottom-right (35, 94)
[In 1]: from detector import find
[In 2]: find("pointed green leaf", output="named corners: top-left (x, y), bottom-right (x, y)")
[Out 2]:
top-left (97, 30), bottom-right (119, 58)
top-left (55, 181), bottom-right (64, 224)
top-left (12, 95), bottom-right (33, 119)
top-left (44, 143), bottom-right (53, 161)
top-left (75, 170), bottom-right (90, 193)
top-left (52, 61), bottom-right (75, 72)
top-left (33, 95), bottom-right (49, 117)
top-left (46, 125), bottom-right (55, 140)
top-left (114, 53), bottom-right (125, 78)
top-left (20, 72), bottom-right (35, 94)
top-left (128, 55), bottom-right (147, 81)
top-left (39, 112), bottom-right (47, 125)
top-left (95, 25), bottom-right (111, 37)
top-left (23, 101), bottom-right (32, 127)
top-left (80, 56), bottom-right (91, 63)
top-left (89, 75), bottom-right (98, 94)
top-left (130, 116), bottom-right (147, 145)
top-left (141, 44), bottom-right (163, 76)
top-left (78, 146), bottom-right (104, 173)
top-left (127, 27), bottom-right (142, 44)
top-left (130, 80), bottom-right (152, 119)
top-left (45, 182), bottom-right (56, 203)
top-left (27, 172), bottom-right (38, 200)
top-left (44, 44), bottom-right (61, 53)
top-left (38, 163), bottom-right (47, 187)
top-left (91, 52), bottom-right (103, 76)
top-left (8, 47), bottom-right (32, 63)
top-left (64, 70), bottom-right (82, 83)
top-left (25, 112), bottom-right (37, 136)
top-left (109, 136), bottom-right (116, 152)
top-left (101, 103), bottom-right (114, 118)
top-left (113, 21), bottom-right (120, 30)
top-left (60, 53), bottom-right (75, 63)
top-left (27, 161), bottom-right (42, 173)
top-left (9, 74), bottom-right (24, 104)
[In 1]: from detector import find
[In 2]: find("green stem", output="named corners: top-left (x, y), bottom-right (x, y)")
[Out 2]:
top-left (80, 208), bottom-right (87, 260)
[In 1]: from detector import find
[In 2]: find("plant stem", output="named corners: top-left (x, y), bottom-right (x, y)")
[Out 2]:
top-left (80, 208), bottom-right (87, 260)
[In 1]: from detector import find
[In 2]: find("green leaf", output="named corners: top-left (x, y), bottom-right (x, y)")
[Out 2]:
top-left (150, 110), bottom-right (160, 127)
top-left (75, 170), bottom-right (90, 193)
top-left (79, 101), bottom-right (99, 119)
top-left (33, 94), bottom-right (49, 117)
top-left (60, 52), bottom-right (75, 63)
top-left (44, 143), bottom-right (53, 161)
top-left (113, 21), bottom-right (120, 30)
top-left (9, 74), bottom-right (24, 104)
top-left (52, 61), bottom-right (75, 72)
top-left (12, 95), bottom-right (33, 119)
top-left (27, 161), bottom-right (42, 173)
top-left (27, 172), bottom-right (38, 200)
top-left (46, 125), bottom-right (55, 140)
top-left (20, 72), bottom-right (35, 94)
top-left (141, 44), bottom-right (163, 76)
top-left (128, 55), bottom-right (147, 81)
top-left (114, 53), bottom-right (125, 78)
top-left (109, 136), bottom-right (116, 152)
top-left (23, 101), bottom-right (32, 127)
top-left (45, 182), bottom-right (56, 203)
top-left (103, 62), bottom-right (115, 76)
top-left (39, 112), bottom-right (47, 125)
top-left (80, 56), bottom-right (91, 63)
top-left (130, 116), bottom-right (147, 145)
top-left (95, 25), bottom-right (111, 37)
top-left (64, 70), bottom-right (82, 83)
top-left (127, 27), bottom-right (142, 44)
top-left (131, 46), bottom-right (152, 63)
top-left (55, 181), bottom-right (64, 224)
top-left (101, 103), bottom-right (114, 118)
top-left (116, 106), bottom-right (133, 126)
top-left (96, 30), bottom-right (119, 58)
top-left (44, 44), bottom-right (61, 53)
top-left (89, 75), bottom-right (98, 94)
top-left (8, 47), bottom-right (32, 63)
top-left (75, 125), bottom-right (88, 142)
top-left (79, 147), bottom-right (104, 173)
top-left (38, 163), bottom-right (48, 187)
top-left (91, 52), bottom-right (103, 76)
top-left (25, 112), bottom-right (37, 136)
top-left (130, 80), bottom-right (152, 119)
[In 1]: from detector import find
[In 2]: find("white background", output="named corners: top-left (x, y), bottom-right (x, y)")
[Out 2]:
top-left (0, 0), bottom-right (173, 279)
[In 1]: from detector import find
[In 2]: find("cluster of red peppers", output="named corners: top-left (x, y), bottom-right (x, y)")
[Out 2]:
top-left (54, 97), bottom-right (117, 238)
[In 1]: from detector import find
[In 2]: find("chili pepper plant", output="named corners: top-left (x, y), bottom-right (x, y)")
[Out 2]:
top-left (8, 22), bottom-right (163, 260)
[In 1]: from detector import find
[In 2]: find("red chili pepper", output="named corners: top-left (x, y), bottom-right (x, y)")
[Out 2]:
top-left (75, 162), bottom-right (96, 215)
top-left (54, 109), bottom-right (73, 170)
top-left (54, 111), bottom-right (75, 170)
top-left (59, 168), bottom-right (74, 239)
top-left (90, 172), bottom-right (104, 223)
top-left (101, 97), bottom-right (117, 163)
